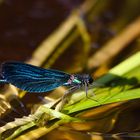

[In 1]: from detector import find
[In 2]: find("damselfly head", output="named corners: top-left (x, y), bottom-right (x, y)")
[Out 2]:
top-left (81, 74), bottom-right (93, 84)
top-left (87, 75), bottom-right (94, 84)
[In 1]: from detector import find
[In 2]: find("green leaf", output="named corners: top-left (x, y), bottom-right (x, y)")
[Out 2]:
top-left (63, 52), bottom-right (140, 113)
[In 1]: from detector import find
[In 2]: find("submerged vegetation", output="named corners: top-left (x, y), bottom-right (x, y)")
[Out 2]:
top-left (0, 0), bottom-right (140, 139)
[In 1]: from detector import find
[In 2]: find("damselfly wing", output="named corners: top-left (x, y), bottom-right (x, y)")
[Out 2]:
top-left (0, 61), bottom-right (94, 93)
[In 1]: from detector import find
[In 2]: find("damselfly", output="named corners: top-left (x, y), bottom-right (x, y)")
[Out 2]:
top-left (0, 61), bottom-right (95, 100)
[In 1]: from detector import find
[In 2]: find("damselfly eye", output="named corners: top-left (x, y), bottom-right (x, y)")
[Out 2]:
top-left (88, 76), bottom-right (93, 84)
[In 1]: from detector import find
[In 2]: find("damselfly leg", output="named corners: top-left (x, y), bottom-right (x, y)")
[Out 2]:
top-left (55, 86), bottom-right (80, 111)
top-left (84, 82), bottom-right (102, 105)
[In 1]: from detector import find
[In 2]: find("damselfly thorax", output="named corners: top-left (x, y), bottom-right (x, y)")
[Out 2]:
top-left (65, 74), bottom-right (93, 87)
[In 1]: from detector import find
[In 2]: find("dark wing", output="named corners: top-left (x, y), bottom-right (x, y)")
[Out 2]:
top-left (1, 61), bottom-right (70, 92)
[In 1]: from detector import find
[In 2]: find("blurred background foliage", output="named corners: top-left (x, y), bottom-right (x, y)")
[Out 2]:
top-left (0, 0), bottom-right (140, 140)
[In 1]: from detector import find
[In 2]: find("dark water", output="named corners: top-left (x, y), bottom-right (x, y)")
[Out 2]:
top-left (0, 1), bottom-right (140, 140)
top-left (0, 0), bottom-right (84, 63)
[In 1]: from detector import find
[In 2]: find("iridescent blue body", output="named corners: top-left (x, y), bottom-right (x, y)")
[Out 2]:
top-left (0, 61), bottom-right (93, 93)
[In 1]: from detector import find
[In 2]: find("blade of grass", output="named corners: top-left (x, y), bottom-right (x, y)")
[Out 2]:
top-left (63, 88), bottom-right (140, 114)
top-left (63, 52), bottom-right (140, 113)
